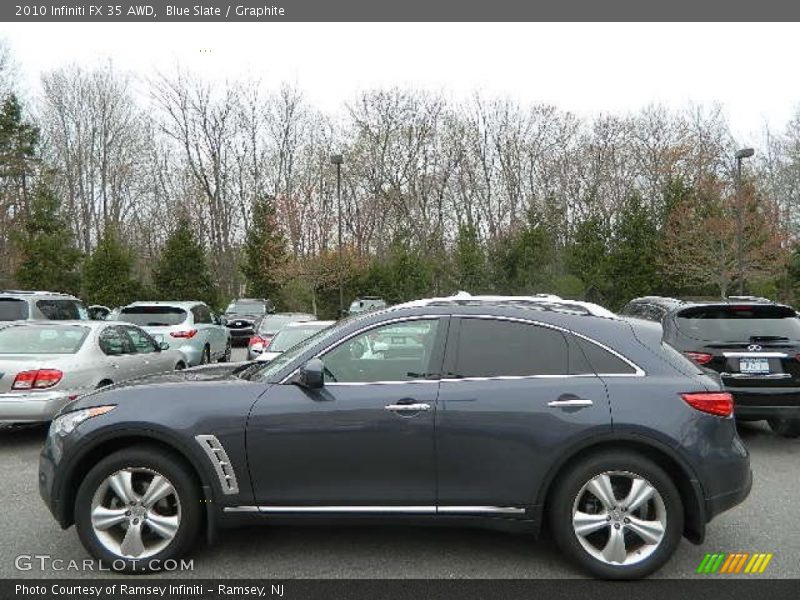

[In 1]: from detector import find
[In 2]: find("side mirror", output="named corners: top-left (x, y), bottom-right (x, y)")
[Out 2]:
top-left (295, 358), bottom-right (325, 390)
top-left (159, 342), bottom-right (170, 351)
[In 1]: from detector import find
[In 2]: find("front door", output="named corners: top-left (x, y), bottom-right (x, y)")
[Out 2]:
top-left (246, 318), bottom-right (448, 509)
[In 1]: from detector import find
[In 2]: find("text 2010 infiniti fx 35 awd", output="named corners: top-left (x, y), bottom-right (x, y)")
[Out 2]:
top-left (39, 294), bottom-right (751, 579)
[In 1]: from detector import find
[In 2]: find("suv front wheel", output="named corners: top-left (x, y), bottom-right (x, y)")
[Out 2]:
top-left (74, 446), bottom-right (201, 572)
top-left (549, 451), bottom-right (683, 579)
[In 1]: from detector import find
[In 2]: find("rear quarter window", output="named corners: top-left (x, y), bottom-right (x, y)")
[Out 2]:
top-left (576, 337), bottom-right (638, 375)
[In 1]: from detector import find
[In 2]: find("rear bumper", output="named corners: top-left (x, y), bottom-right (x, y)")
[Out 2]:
top-left (730, 388), bottom-right (800, 420)
top-left (705, 465), bottom-right (752, 521)
top-left (0, 390), bottom-right (78, 424)
top-left (228, 328), bottom-right (254, 338)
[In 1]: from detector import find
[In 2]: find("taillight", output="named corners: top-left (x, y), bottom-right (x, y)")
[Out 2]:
top-left (248, 335), bottom-right (270, 349)
top-left (12, 369), bottom-right (64, 390)
top-left (685, 351), bottom-right (713, 365)
top-left (680, 392), bottom-right (734, 417)
top-left (170, 329), bottom-right (198, 339)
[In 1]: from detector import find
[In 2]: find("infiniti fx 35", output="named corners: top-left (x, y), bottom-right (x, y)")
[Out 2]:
top-left (39, 294), bottom-right (751, 579)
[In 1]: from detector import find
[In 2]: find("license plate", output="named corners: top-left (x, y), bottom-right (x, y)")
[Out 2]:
top-left (739, 358), bottom-right (770, 374)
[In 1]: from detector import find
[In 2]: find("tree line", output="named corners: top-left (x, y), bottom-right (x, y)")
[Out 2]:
top-left (1, 49), bottom-right (798, 318)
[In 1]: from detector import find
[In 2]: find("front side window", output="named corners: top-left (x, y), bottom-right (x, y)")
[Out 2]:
top-left (322, 320), bottom-right (441, 383)
top-left (451, 318), bottom-right (568, 378)
top-left (123, 326), bottom-right (158, 354)
top-left (192, 306), bottom-right (212, 324)
top-left (99, 327), bottom-right (130, 356)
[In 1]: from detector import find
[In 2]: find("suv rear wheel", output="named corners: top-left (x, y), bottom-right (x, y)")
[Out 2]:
top-left (549, 451), bottom-right (683, 579)
top-left (767, 417), bottom-right (800, 438)
top-left (74, 446), bottom-right (201, 572)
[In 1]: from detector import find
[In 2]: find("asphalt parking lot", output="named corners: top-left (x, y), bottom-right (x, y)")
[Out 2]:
top-left (1, 350), bottom-right (797, 579)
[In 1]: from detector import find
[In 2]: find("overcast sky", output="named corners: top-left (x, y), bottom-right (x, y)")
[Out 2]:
top-left (2, 22), bottom-right (799, 141)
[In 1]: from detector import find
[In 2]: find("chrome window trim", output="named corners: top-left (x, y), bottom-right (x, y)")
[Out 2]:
top-left (280, 315), bottom-right (446, 384)
top-left (222, 505), bottom-right (525, 515)
top-left (722, 352), bottom-right (788, 359)
top-left (279, 313), bottom-right (645, 384)
top-left (453, 314), bottom-right (645, 378)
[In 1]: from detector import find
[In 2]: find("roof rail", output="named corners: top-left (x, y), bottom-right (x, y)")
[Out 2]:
top-left (395, 292), bottom-right (616, 318)
top-left (0, 290), bottom-right (72, 296)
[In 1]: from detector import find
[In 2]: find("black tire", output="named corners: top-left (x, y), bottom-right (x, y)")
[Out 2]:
top-left (767, 417), bottom-right (800, 438)
top-left (548, 451), bottom-right (683, 579)
top-left (74, 446), bottom-right (201, 573)
top-left (218, 340), bottom-right (232, 363)
top-left (174, 362), bottom-right (186, 371)
top-left (96, 380), bottom-right (113, 389)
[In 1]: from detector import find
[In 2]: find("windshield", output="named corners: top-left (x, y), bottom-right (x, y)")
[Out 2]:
top-left (0, 299), bottom-right (29, 321)
top-left (257, 314), bottom-right (312, 334)
top-left (226, 302), bottom-right (266, 316)
top-left (0, 325), bottom-right (89, 354)
top-left (250, 321), bottom-right (347, 382)
top-left (120, 306), bottom-right (188, 327)
top-left (270, 324), bottom-right (331, 352)
top-left (676, 305), bottom-right (800, 341)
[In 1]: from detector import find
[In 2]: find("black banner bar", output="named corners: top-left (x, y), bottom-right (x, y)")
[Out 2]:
top-left (4, 0), bottom-right (800, 22)
top-left (4, 580), bottom-right (800, 600)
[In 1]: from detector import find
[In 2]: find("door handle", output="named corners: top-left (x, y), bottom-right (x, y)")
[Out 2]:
top-left (385, 403), bottom-right (431, 412)
top-left (110, 363), bottom-right (119, 369)
top-left (547, 399), bottom-right (593, 408)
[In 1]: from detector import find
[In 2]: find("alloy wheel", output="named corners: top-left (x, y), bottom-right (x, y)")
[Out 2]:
top-left (571, 470), bottom-right (667, 566)
top-left (90, 467), bottom-right (181, 559)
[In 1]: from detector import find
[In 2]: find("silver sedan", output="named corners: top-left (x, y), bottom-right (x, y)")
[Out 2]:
top-left (0, 321), bottom-right (187, 426)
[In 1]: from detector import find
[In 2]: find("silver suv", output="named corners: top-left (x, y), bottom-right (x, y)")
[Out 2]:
top-left (0, 291), bottom-right (89, 322)
top-left (118, 301), bottom-right (231, 366)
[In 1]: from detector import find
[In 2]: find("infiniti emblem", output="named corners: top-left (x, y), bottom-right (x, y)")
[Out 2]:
top-left (747, 344), bottom-right (763, 352)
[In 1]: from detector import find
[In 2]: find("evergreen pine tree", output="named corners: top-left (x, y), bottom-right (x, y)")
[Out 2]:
top-left (241, 196), bottom-right (287, 301)
top-left (14, 182), bottom-right (82, 294)
top-left (453, 223), bottom-right (487, 293)
top-left (82, 227), bottom-right (143, 307)
top-left (152, 216), bottom-right (219, 308)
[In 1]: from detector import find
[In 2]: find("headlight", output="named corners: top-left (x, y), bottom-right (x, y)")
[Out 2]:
top-left (49, 405), bottom-right (116, 438)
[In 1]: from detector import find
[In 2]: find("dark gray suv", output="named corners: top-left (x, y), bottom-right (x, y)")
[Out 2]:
top-left (39, 294), bottom-right (751, 579)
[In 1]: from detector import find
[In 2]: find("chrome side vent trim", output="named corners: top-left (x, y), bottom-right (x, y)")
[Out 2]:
top-left (195, 434), bottom-right (239, 495)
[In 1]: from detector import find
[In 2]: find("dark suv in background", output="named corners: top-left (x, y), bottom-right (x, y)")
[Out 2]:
top-left (222, 298), bottom-right (274, 344)
top-left (621, 296), bottom-right (800, 437)
top-left (40, 294), bottom-right (750, 579)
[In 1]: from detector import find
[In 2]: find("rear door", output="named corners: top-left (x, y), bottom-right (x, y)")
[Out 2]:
top-left (435, 317), bottom-right (611, 513)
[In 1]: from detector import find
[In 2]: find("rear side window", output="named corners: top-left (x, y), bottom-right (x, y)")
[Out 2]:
top-left (451, 318), bottom-right (568, 377)
top-left (576, 337), bottom-right (637, 375)
top-left (676, 305), bottom-right (800, 341)
top-left (0, 299), bottom-right (29, 321)
top-left (120, 306), bottom-right (188, 327)
top-left (36, 299), bottom-right (86, 320)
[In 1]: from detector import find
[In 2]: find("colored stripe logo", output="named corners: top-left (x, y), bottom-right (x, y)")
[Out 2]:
top-left (696, 553), bottom-right (773, 574)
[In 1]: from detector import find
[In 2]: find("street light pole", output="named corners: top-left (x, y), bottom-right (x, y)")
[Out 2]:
top-left (330, 154), bottom-right (344, 316)
top-left (734, 147), bottom-right (755, 296)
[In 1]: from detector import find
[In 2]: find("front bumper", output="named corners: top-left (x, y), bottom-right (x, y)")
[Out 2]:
top-left (0, 390), bottom-right (78, 425)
